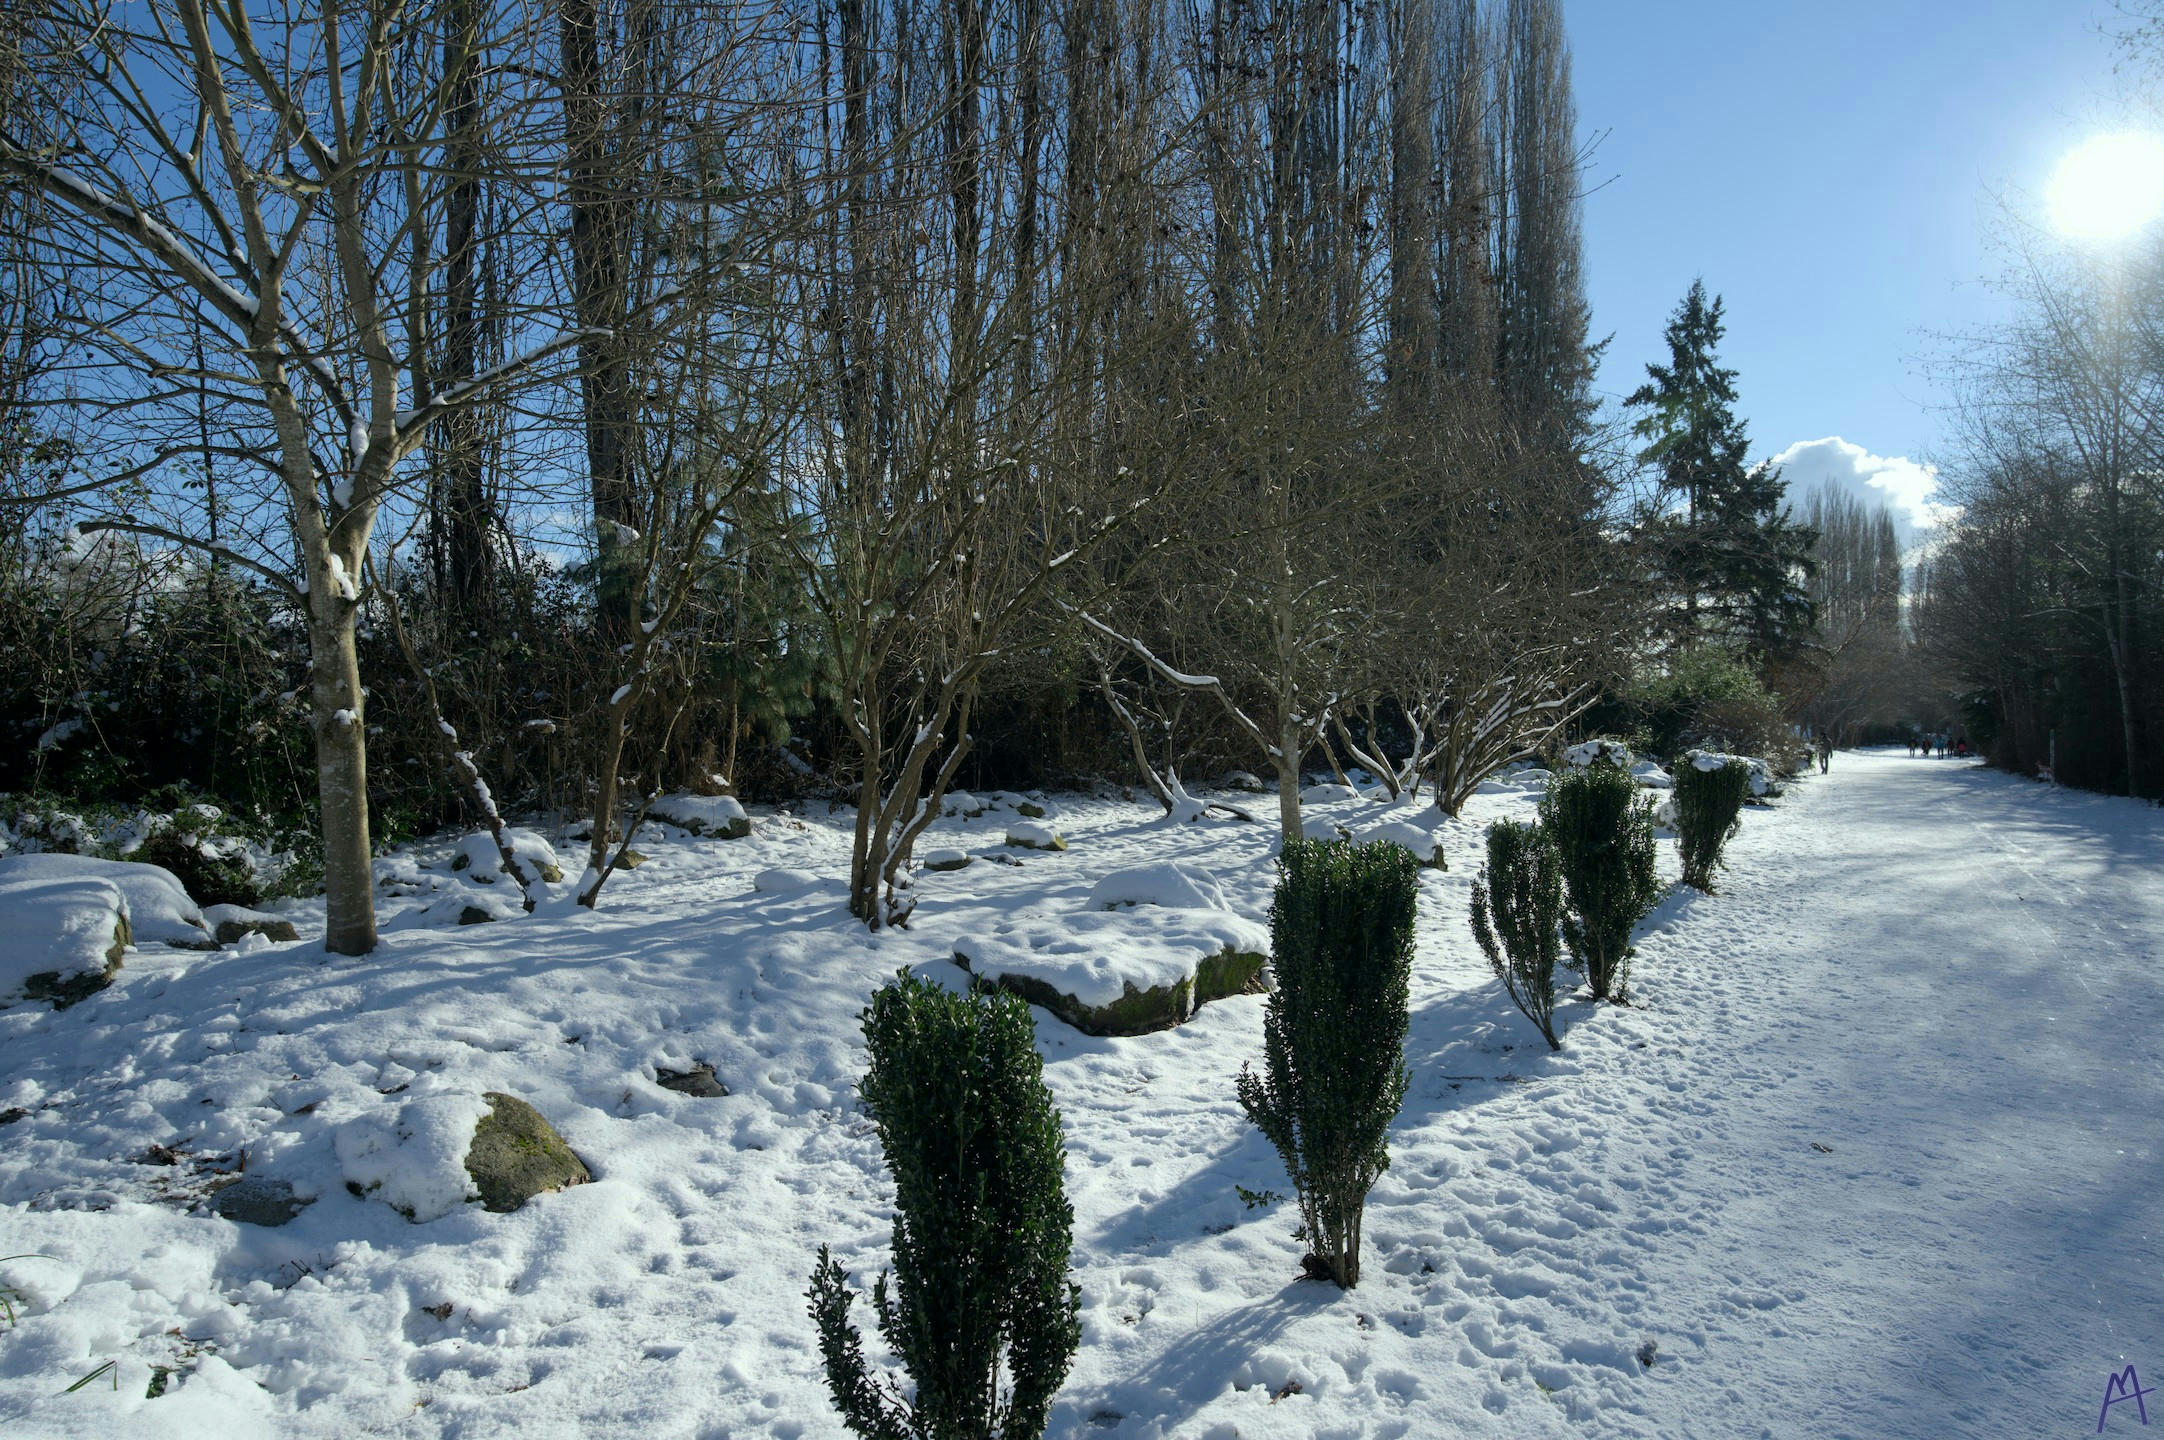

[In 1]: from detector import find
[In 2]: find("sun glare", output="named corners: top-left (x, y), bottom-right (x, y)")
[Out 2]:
top-left (2049, 132), bottom-right (2164, 241)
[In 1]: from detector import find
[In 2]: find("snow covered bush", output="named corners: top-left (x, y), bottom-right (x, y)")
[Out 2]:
top-left (1675, 752), bottom-right (1751, 892)
top-left (1469, 820), bottom-right (1565, 1051)
top-left (808, 972), bottom-right (1080, 1439)
top-left (1562, 737), bottom-right (1633, 771)
top-left (1354, 819), bottom-right (1446, 869)
top-left (1540, 763), bottom-right (1660, 1002)
top-left (1237, 839), bottom-right (1415, 1289)
top-left (132, 825), bottom-right (261, 908)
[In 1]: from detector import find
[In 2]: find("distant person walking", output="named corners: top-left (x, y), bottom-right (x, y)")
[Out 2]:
top-left (1907, 734), bottom-right (1918, 757)
top-left (1817, 738), bottom-right (1832, 774)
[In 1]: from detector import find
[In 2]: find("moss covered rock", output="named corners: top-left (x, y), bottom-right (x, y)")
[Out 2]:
top-left (954, 946), bottom-right (1267, 1037)
top-left (649, 793), bottom-right (752, 839)
top-left (463, 1092), bottom-right (591, 1213)
top-left (23, 909), bottom-right (127, 1010)
top-left (6, 873), bottom-right (129, 1009)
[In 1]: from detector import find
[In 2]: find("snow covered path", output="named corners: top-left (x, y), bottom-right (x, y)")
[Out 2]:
top-left (1611, 750), bottom-right (2164, 1439)
top-left (1, 754), bottom-right (2158, 1437)
top-left (1050, 752), bottom-right (2164, 1439)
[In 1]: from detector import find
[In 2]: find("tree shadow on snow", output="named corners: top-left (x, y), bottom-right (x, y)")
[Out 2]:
top-left (1057, 1277), bottom-right (1342, 1434)
top-left (1394, 974), bottom-right (1604, 1130)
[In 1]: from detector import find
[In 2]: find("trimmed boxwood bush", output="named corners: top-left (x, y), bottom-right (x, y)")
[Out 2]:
top-left (1540, 762), bottom-right (1661, 1002)
top-left (1469, 819), bottom-right (1566, 1051)
top-left (1675, 752), bottom-right (1751, 892)
top-left (1237, 838), bottom-right (1416, 1289)
top-left (808, 972), bottom-right (1079, 1439)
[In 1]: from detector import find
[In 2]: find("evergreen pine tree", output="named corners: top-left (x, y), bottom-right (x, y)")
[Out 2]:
top-left (1627, 281), bottom-right (1816, 659)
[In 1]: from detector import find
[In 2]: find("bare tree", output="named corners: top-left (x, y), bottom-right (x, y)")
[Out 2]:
top-left (2, 0), bottom-right (586, 952)
top-left (1936, 229), bottom-right (2164, 794)
top-left (783, 0), bottom-right (1191, 926)
top-left (1788, 485), bottom-right (1904, 743)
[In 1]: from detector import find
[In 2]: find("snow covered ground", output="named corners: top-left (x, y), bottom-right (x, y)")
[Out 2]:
top-left (0, 750), bottom-right (2158, 1437)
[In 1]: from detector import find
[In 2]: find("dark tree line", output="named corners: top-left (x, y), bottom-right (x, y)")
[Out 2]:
top-left (1921, 230), bottom-right (2164, 797)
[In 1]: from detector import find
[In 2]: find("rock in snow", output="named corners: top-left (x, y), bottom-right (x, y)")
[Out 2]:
top-left (465, 1093), bottom-right (591, 1213)
top-left (920, 847), bottom-right (972, 872)
top-left (1564, 737), bottom-right (1634, 770)
top-left (0, 866), bottom-right (128, 1006)
top-left (202, 904), bottom-right (302, 945)
top-left (337, 1091), bottom-right (587, 1221)
top-left (1005, 820), bottom-right (1066, 851)
top-left (450, 828), bottom-right (565, 885)
top-left (337, 1093), bottom-right (495, 1222)
top-left (647, 793), bottom-right (752, 839)
top-left (210, 1174), bottom-right (314, 1227)
top-left (1353, 819), bottom-right (1447, 868)
top-left (654, 1062), bottom-right (730, 1098)
top-left (941, 868), bottom-right (1270, 1036)
top-left (1085, 861), bottom-right (1231, 912)
top-left (1632, 761), bottom-right (1674, 790)
top-left (0, 852), bottom-right (213, 949)
top-left (751, 867), bottom-right (834, 894)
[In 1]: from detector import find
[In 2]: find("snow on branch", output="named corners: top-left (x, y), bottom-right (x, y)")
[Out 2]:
top-left (392, 327), bottom-right (609, 447)
top-left (0, 148), bottom-right (259, 328)
top-left (74, 519), bottom-right (304, 601)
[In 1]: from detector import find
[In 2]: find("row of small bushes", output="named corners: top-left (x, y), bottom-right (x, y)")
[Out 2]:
top-left (806, 837), bottom-right (1419, 1434)
top-left (1473, 750), bottom-right (1751, 1049)
top-left (802, 761), bottom-right (1756, 1436)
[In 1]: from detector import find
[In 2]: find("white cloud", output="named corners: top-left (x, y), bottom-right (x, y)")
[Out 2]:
top-left (1769, 436), bottom-right (1957, 549)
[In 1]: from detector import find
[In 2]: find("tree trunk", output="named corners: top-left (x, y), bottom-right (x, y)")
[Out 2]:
top-left (580, 692), bottom-right (632, 905)
top-left (560, 0), bottom-right (636, 561)
top-left (309, 596), bottom-right (377, 956)
top-left (2108, 615), bottom-right (2141, 797)
top-left (443, 0), bottom-right (490, 608)
top-left (846, 688), bottom-right (883, 921)
top-left (1274, 725), bottom-right (1303, 845)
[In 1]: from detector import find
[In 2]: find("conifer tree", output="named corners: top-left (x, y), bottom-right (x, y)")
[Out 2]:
top-left (1628, 281), bottom-right (1816, 659)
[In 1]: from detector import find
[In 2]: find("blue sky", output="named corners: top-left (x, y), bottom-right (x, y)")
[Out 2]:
top-left (1565, 0), bottom-right (2136, 538)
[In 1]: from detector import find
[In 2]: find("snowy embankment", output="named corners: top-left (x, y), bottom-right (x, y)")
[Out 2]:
top-left (1, 753), bottom-right (2160, 1437)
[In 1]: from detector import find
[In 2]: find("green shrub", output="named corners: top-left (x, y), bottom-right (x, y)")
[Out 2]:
top-left (1625, 647), bottom-right (1801, 771)
top-left (132, 826), bottom-right (261, 908)
top-left (1540, 763), bottom-right (1661, 1002)
top-left (1237, 838), bottom-right (1416, 1289)
top-left (808, 972), bottom-right (1079, 1440)
top-left (1469, 820), bottom-right (1566, 1051)
top-left (1674, 752), bottom-right (1751, 892)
